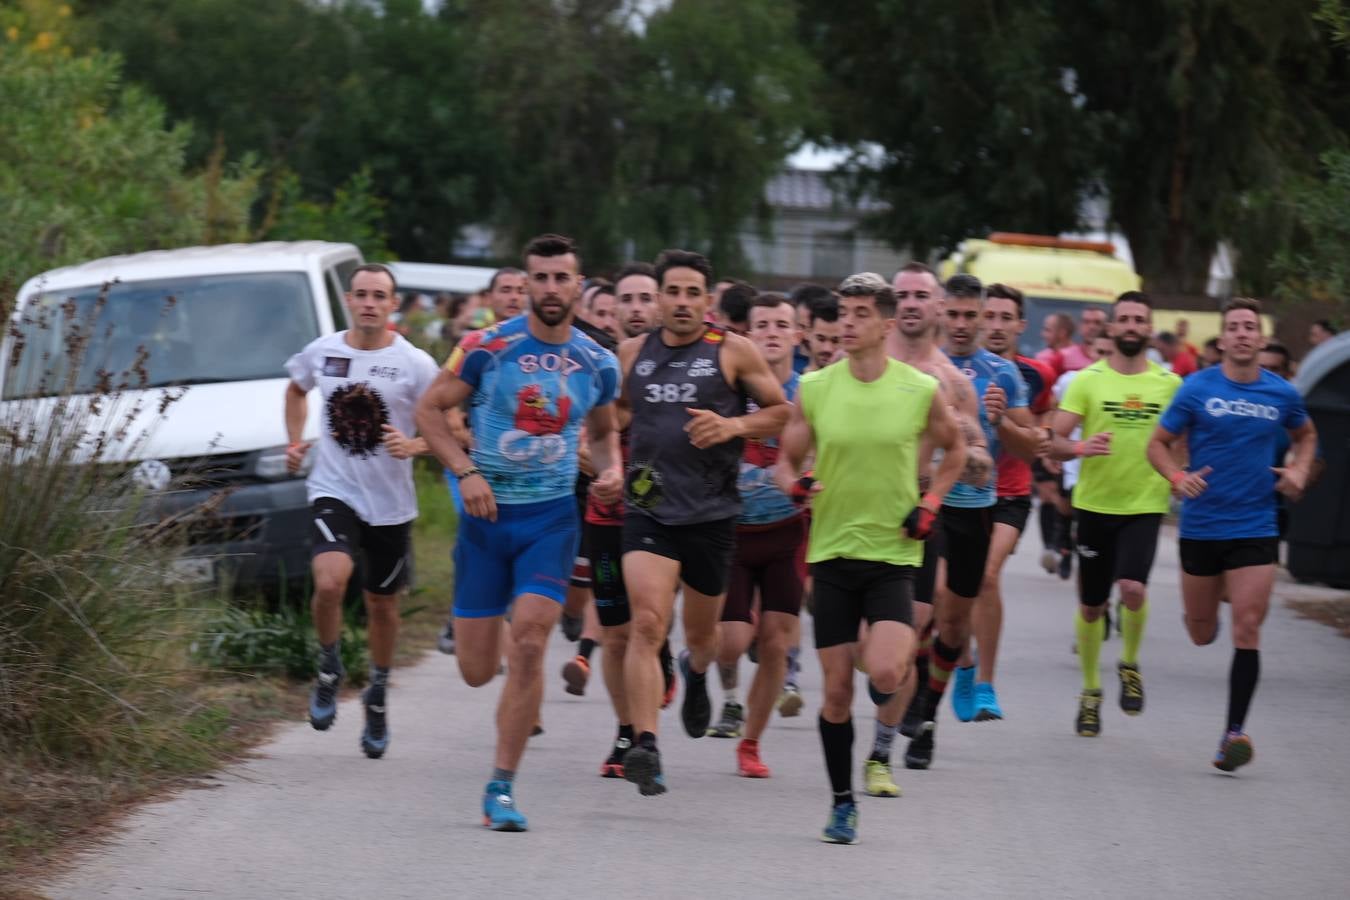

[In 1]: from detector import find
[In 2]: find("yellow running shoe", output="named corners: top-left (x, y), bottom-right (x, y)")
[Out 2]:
top-left (863, 759), bottom-right (901, 797)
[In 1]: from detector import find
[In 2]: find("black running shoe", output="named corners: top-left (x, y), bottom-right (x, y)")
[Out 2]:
top-left (678, 650), bottom-right (711, 738)
top-left (560, 613), bottom-right (583, 642)
top-left (360, 684), bottom-right (389, 759)
top-left (904, 721), bottom-right (935, 769)
top-left (1076, 689), bottom-right (1103, 737)
top-left (1117, 662), bottom-right (1144, 715)
top-left (436, 618), bottom-right (455, 655)
top-left (308, 664), bottom-right (344, 731)
top-left (623, 746), bottom-right (667, 796)
top-left (1058, 550), bottom-right (1073, 580)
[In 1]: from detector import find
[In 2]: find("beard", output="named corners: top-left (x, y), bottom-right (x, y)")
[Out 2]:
top-left (531, 294), bottom-right (572, 327)
top-left (1114, 334), bottom-right (1146, 357)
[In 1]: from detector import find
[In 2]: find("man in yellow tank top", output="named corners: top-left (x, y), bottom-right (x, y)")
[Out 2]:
top-left (774, 272), bottom-right (966, 845)
top-left (1046, 291), bottom-right (1181, 738)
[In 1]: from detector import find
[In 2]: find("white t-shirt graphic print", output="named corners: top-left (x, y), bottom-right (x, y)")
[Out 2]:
top-left (285, 332), bottom-right (438, 525)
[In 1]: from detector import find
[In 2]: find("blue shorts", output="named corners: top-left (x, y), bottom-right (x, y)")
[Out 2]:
top-left (453, 496), bottom-right (579, 618)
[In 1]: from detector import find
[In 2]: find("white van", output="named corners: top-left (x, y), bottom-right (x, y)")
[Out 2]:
top-left (0, 241), bottom-right (363, 591)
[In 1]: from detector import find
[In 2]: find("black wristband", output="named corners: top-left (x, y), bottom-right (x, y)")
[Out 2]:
top-left (455, 466), bottom-right (482, 481)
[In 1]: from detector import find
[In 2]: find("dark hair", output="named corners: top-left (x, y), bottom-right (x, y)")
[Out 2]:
top-left (488, 267), bottom-right (525, 292)
top-left (837, 272), bottom-right (897, 317)
top-left (583, 276), bottom-right (613, 293)
top-left (718, 280), bottom-right (757, 326)
top-left (1156, 331), bottom-right (1178, 346)
top-left (523, 233), bottom-right (582, 272)
top-left (1262, 341), bottom-right (1291, 366)
top-left (944, 273), bottom-right (984, 300)
top-left (1312, 318), bottom-right (1338, 335)
top-left (350, 263), bottom-right (397, 292)
top-left (985, 282), bottom-right (1024, 316)
top-left (1114, 290), bottom-right (1153, 310)
top-left (1204, 336), bottom-right (1221, 350)
top-left (1220, 296), bottom-right (1262, 327)
top-left (654, 249), bottom-right (713, 287)
top-left (789, 282), bottom-right (834, 309)
top-left (589, 284), bottom-right (615, 300)
top-left (614, 261), bottom-right (656, 283)
top-left (809, 294), bottom-right (839, 324)
top-left (750, 291), bottom-right (793, 315)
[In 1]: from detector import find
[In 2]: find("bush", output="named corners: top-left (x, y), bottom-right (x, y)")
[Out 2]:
top-left (193, 602), bottom-right (369, 684)
top-left (0, 282), bottom-right (209, 769)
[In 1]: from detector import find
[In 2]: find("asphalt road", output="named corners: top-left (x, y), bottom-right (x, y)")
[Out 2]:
top-left (43, 526), bottom-right (1350, 899)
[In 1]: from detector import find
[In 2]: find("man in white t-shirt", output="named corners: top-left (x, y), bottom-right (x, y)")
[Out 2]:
top-left (284, 264), bottom-right (439, 759)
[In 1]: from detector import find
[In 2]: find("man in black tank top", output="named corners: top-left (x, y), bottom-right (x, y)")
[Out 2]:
top-left (615, 249), bottom-right (791, 797)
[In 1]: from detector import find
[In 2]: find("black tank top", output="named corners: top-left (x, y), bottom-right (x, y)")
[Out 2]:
top-left (625, 326), bottom-right (747, 524)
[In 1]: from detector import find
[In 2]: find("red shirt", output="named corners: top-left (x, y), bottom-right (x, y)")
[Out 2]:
top-left (1171, 350), bottom-right (1198, 378)
top-left (995, 355), bottom-right (1057, 498)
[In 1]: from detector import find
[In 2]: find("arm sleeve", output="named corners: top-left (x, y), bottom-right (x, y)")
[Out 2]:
top-left (1001, 364), bottom-right (1029, 408)
top-left (1059, 371), bottom-right (1088, 417)
top-left (284, 345), bottom-right (316, 391)
top-left (446, 331), bottom-right (488, 387)
top-left (1158, 382), bottom-right (1196, 435)
top-left (1283, 386), bottom-right (1309, 430)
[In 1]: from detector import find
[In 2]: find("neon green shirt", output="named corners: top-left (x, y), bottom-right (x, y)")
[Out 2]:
top-left (1060, 359), bottom-right (1181, 516)
top-left (800, 358), bottom-right (937, 567)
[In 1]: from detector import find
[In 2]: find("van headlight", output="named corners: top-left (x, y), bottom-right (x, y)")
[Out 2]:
top-left (253, 445), bottom-right (312, 480)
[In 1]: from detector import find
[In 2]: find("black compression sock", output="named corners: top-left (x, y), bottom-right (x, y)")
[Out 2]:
top-left (638, 731), bottom-right (658, 751)
top-left (818, 715), bottom-right (854, 802)
top-left (578, 638), bottom-right (598, 661)
top-left (618, 723), bottom-right (635, 742)
top-left (1227, 648), bottom-right (1260, 733)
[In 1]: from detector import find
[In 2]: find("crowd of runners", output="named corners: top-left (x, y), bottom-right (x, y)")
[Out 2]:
top-left (282, 234), bottom-right (1317, 844)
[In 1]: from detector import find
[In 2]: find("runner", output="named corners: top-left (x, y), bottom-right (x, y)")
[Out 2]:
top-left (708, 293), bottom-right (807, 778)
top-left (1046, 291), bottom-right (1181, 737)
top-left (877, 263), bottom-right (992, 775)
top-left (969, 283), bottom-right (1056, 720)
top-left (284, 264), bottom-right (439, 759)
top-left (774, 272), bottom-right (965, 843)
top-left (437, 266), bottom-right (531, 655)
top-left (1148, 297), bottom-right (1316, 771)
top-left (803, 293), bottom-right (843, 372)
top-left (616, 249), bottom-right (790, 797)
top-left (415, 234), bottom-right (623, 831)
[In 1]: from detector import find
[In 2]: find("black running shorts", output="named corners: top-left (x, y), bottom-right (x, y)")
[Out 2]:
top-left (1179, 537), bottom-right (1279, 577)
top-left (935, 505), bottom-right (994, 599)
top-left (622, 513), bottom-right (737, 597)
top-left (1073, 510), bottom-right (1163, 607)
top-left (811, 558), bottom-right (915, 649)
top-left (309, 498), bottom-right (411, 594)
top-left (992, 495), bottom-right (1032, 534)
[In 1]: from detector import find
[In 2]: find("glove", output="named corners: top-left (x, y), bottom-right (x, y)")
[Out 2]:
top-left (903, 492), bottom-right (941, 540)
top-left (789, 473), bottom-right (816, 505)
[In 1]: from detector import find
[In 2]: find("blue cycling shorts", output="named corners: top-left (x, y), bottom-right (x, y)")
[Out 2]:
top-left (453, 496), bottom-right (579, 618)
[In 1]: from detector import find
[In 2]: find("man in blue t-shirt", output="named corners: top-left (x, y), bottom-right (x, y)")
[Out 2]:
top-left (1148, 297), bottom-right (1317, 774)
top-left (417, 234), bottom-right (622, 832)
top-left (907, 273), bottom-right (1042, 742)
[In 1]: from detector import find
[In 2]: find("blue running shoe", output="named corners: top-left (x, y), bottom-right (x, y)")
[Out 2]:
top-left (951, 666), bottom-right (976, 722)
top-left (308, 665), bottom-right (343, 731)
top-left (360, 684), bottom-right (389, 759)
top-left (820, 802), bottom-right (859, 844)
top-left (482, 781), bottom-right (528, 832)
top-left (972, 682), bottom-right (1003, 721)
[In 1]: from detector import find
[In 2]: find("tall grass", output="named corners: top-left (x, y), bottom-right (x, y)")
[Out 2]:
top-left (0, 279), bottom-right (208, 771)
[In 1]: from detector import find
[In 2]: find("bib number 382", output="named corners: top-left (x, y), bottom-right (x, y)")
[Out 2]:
top-left (644, 382), bottom-right (697, 404)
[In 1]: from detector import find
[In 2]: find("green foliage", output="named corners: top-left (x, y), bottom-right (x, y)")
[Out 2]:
top-left (1271, 149), bottom-right (1350, 315)
top-left (262, 167), bottom-right (392, 261)
top-left (193, 603), bottom-right (369, 684)
top-left (798, 0), bottom-right (1095, 258)
top-left (0, 20), bottom-right (257, 283)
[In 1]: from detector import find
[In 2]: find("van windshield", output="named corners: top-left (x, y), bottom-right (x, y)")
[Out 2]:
top-left (4, 272), bottom-right (319, 400)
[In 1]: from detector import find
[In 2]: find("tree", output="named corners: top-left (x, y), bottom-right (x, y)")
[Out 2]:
top-left (797, 0), bottom-right (1099, 259)
top-left (0, 7), bottom-right (256, 282)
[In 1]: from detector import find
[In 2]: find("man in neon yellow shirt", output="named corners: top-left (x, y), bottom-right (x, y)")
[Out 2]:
top-left (1047, 291), bottom-right (1181, 737)
top-left (775, 272), bottom-right (966, 845)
